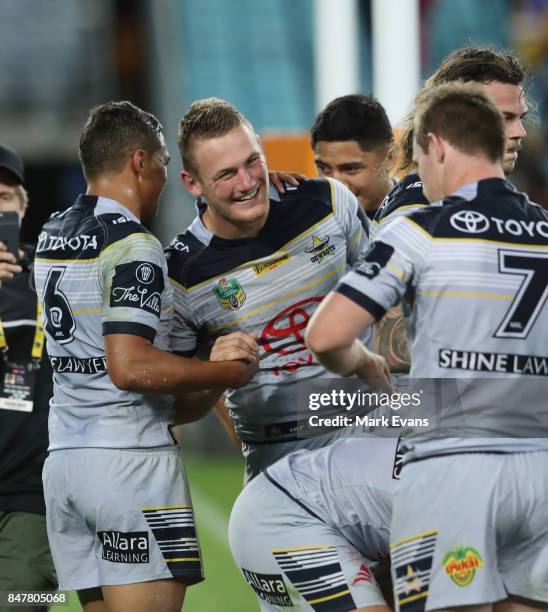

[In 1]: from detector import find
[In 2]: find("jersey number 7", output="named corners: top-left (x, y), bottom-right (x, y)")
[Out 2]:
top-left (495, 249), bottom-right (548, 339)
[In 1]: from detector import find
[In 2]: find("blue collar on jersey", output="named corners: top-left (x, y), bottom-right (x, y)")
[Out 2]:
top-left (191, 184), bottom-right (280, 244)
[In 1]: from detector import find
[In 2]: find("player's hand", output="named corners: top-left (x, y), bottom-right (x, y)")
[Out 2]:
top-left (211, 331), bottom-right (260, 363)
top-left (0, 241), bottom-right (22, 287)
top-left (354, 348), bottom-right (393, 394)
top-left (211, 332), bottom-right (260, 389)
top-left (268, 171), bottom-right (305, 193)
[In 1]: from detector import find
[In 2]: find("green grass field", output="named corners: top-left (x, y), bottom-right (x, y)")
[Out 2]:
top-left (51, 453), bottom-right (257, 612)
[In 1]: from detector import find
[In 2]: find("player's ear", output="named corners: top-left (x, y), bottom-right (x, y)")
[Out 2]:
top-left (181, 170), bottom-right (202, 197)
top-left (130, 149), bottom-right (147, 176)
top-left (428, 133), bottom-right (445, 163)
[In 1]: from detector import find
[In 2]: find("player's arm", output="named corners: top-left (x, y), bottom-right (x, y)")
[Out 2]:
top-left (105, 332), bottom-right (258, 394)
top-left (305, 291), bottom-right (391, 391)
top-left (367, 176), bottom-right (429, 373)
top-left (307, 219), bottom-right (427, 388)
top-left (374, 305), bottom-right (410, 373)
top-left (102, 231), bottom-right (258, 397)
top-left (170, 332), bottom-right (259, 425)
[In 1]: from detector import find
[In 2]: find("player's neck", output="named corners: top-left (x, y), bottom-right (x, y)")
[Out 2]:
top-left (86, 180), bottom-right (143, 221)
top-left (443, 159), bottom-right (505, 199)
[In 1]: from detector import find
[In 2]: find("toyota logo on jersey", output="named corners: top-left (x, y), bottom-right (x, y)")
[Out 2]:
top-left (261, 297), bottom-right (322, 356)
top-left (450, 210), bottom-right (490, 233)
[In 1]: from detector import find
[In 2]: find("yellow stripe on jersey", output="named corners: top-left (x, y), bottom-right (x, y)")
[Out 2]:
top-left (271, 545), bottom-right (335, 553)
top-left (403, 217), bottom-right (433, 239)
top-left (404, 218), bottom-right (548, 249)
top-left (377, 203), bottom-right (428, 226)
top-left (141, 504), bottom-right (192, 511)
top-left (422, 291), bottom-right (514, 300)
top-left (72, 309), bottom-right (101, 314)
top-left (308, 589), bottom-right (352, 605)
top-left (432, 237), bottom-right (548, 248)
top-left (327, 177), bottom-right (337, 215)
top-left (208, 262), bottom-right (346, 332)
top-left (391, 529), bottom-right (438, 548)
top-left (35, 257), bottom-right (99, 263)
top-left (100, 232), bottom-right (160, 258)
top-left (387, 261), bottom-right (406, 280)
top-left (399, 592), bottom-right (429, 606)
top-left (348, 227), bottom-right (363, 249)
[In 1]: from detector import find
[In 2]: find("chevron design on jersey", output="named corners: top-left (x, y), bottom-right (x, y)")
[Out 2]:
top-left (273, 546), bottom-right (355, 611)
top-left (142, 505), bottom-right (202, 577)
top-left (391, 530), bottom-right (437, 612)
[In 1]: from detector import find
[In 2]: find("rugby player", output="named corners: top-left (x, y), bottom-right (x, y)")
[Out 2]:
top-left (229, 437), bottom-right (399, 611)
top-left (166, 97), bottom-right (390, 482)
top-left (374, 46), bottom-right (529, 232)
top-left (311, 94), bottom-right (395, 219)
top-left (34, 101), bottom-right (258, 612)
top-left (306, 83), bottom-right (548, 610)
top-left (371, 46), bottom-right (530, 374)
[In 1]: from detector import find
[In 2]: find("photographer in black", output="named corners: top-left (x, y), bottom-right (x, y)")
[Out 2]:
top-left (0, 144), bottom-right (56, 611)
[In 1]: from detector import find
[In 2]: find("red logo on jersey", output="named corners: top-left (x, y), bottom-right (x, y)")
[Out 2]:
top-left (261, 297), bottom-right (322, 376)
top-left (352, 563), bottom-right (374, 585)
top-left (261, 297), bottom-right (322, 355)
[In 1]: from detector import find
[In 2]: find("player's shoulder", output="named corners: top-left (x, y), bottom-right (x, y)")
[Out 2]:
top-left (374, 173), bottom-right (429, 225)
top-left (278, 177), bottom-right (332, 200)
top-left (98, 212), bottom-right (153, 246)
top-left (424, 178), bottom-right (548, 243)
top-left (275, 177), bottom-right (335, 211)
top-left (274, 177), bottom-right (360, 233)
top-left (165, 225), bottom-right (209, 287)
top-left (397, 185), bottom-right (475, 234)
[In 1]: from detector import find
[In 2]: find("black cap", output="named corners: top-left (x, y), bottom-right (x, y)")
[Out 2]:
top-left (0, 145), bottom-right (24, 184)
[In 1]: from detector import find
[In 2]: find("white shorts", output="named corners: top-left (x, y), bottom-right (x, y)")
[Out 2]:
top-left (43, 446), bottom-right (203, 590)
top-left (390, 451), bottom-right (548, 610)
top-left (229, 471), bottom-right (388, 611)
top-left (242, 428), bottom-right (356, 484)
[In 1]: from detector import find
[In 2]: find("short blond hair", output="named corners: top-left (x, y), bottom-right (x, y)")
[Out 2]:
top-left (177, 98), bottom-right (252, 175)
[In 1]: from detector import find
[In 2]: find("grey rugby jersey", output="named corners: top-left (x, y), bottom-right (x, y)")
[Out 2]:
top-left (337, 178), bottom-right (548, 459)
top-left (266, 437), bottom-right (397, 562)
top-left (34, 196), bottom-right (175, 450)
top-left (166, 179), bottom-right (369, 442)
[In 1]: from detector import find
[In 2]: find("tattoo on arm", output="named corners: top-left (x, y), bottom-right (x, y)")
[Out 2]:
top-left (374, 306), bottom-right (410, 373)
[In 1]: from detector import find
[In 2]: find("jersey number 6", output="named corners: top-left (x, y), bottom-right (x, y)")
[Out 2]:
top-left (43, 267), bottom-right (76, 344)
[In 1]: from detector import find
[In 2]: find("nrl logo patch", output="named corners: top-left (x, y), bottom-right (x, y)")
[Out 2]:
top-left (443, 546), bottom-right (483, 587)
top-left (305, 235), bottom-right (335, 264)
top-left (213, 277), bottom-right (246, 310)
